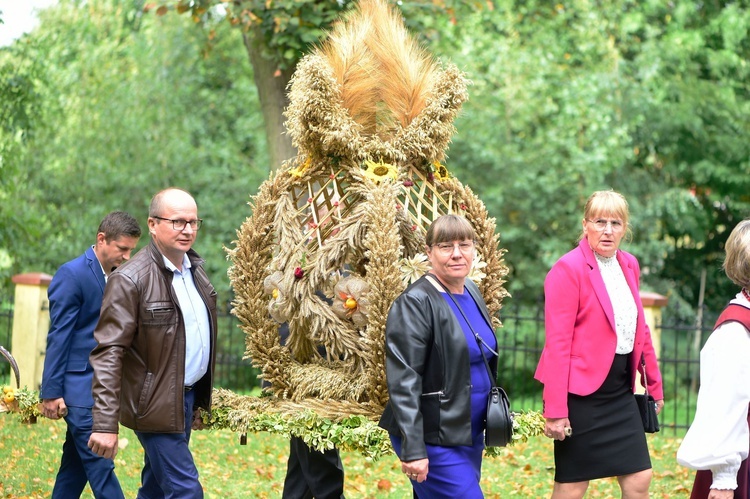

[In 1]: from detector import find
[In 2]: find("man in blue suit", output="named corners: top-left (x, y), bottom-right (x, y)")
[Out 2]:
top-left (40, 211), bottom-right (141, 499)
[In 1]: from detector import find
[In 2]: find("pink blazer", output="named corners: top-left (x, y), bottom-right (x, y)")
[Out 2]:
top-left (534, 239), bottom-right (664, 418)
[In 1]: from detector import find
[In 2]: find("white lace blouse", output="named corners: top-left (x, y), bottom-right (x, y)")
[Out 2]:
top-left (594, 251), bottom-right (638, 354)
top-left (677, 292), bottom-right (750, 491)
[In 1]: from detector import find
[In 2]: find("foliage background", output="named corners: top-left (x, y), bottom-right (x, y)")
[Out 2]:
top-left (1, 0), bottom-right (749, 315)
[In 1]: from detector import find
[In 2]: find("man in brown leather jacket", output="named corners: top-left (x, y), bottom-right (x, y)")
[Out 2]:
top-left (88, 187), bottom-right (218, 498)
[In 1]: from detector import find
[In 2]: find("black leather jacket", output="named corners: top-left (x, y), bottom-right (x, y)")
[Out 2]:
top-left (379, 275), bottom-right (498, 461)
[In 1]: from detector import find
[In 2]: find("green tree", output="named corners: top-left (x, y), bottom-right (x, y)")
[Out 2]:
top-left (4, 0), bottom-right (750, 319)
top-left (151, 0), bottom-right (488, 169)
top-left (146, 0), bottom-right (356, 168)
top-left (433, 2), bottom-right (638, 302)
top-left (0, 31), bottom-right (53, 292)
top-left (422, 1), bottom-right (750, 316)
top-left (623, 1), bottom-right (750, 313)
top-left (0, 0), bottom-right (268, 300)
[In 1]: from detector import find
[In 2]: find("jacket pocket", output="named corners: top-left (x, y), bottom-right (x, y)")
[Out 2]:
top-left (65, 361), bottom-right (89, 373)
top-left (137, 371), bottom-right (154, 416)
top-left (143, 301), bottom-right (177, 326)
top-left (421, 390), bottom-right (444, 397)
top-left (420, 391), bottom-right (443, 437)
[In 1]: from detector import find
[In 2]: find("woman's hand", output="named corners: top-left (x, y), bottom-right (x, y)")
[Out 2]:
top-left (655, 399), bottom-right (665, 415)
top-left (708, 489), bottom-right (735, 499)
top-left (401, 458), bottom-right (429, 483)
top-left (544, 417), bottom-right (573, 441)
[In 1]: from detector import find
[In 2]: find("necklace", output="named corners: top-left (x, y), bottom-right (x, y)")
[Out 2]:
top-left (742, 288), bottom-right (750, 302)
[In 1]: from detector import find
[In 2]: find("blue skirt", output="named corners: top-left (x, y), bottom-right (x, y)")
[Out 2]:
top-left (390, 387), bottom-right (487, 498)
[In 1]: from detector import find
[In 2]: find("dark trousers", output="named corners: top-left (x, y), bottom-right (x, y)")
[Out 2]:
top-left (52, 406), bottom-right (124, 499)
top-left (135, 389), bottom-right (203, 499)
top-left (282, 435), bottom-right (345, 499)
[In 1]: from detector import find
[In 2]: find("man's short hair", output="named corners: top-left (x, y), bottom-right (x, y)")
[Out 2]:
top-left (98, 211), bottom-right (142, 241)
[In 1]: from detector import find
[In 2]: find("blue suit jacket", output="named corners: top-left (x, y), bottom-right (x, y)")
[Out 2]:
top-left (40, 246), bottom-right (106, 408)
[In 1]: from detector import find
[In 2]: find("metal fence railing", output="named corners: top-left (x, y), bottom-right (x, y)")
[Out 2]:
top-left (0, 293), bottom-right (14, 379)
top-left (0, 293), bottom-right (718, 435)
top-left (495, 299), bottom-right (716, 437)
top-left (213, 301), bottom-right (259, 392)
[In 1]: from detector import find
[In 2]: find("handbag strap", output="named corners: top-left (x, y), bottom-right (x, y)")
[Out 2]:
top-left (425, 274), bottom-right (498, 388)
top-left (639, 353), bottom-right (649, 396)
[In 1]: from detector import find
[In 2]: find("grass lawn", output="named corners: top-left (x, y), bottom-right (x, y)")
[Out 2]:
top-left (0, 415), bottom-right (696, 498)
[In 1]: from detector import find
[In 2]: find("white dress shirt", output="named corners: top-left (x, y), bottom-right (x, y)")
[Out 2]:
top-left (677, 292), bottom-right (750, 491)
top-left (163, 253), bottom-right (211, 388)
top-left (595, 251), bottom-right (638, 354)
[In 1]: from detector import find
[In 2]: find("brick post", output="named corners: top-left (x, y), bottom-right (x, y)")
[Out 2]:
top-left (637, 291), bottom-right (668, 394)
top-left (10, 273), bottom-right (53, 389)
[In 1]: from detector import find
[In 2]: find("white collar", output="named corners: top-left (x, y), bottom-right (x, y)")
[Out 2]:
top-left (162, 253), bottom-right (192, 273)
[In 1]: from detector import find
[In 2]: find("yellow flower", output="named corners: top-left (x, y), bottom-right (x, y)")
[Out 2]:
top-left (362, 160), bottom-right (398, 183)
top-left (432, 161), bottom-right (450, 180)
top-left (399, 253), bottom-right (431, 286)
top-left (289, 157), bottom-right (312, 178)
top-left (332, 276), bottom-right (370, 327)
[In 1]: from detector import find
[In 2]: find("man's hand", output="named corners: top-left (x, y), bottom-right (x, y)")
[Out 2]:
top-left (41, 398), bottom-right (67, 419)
top-left (191, 408), bottom-right (205, 430)
top-left (88, 432), bottom-right (119, 460)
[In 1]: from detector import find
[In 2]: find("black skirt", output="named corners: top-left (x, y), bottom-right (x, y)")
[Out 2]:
top-left (554, 353), bottom-right (652, 483)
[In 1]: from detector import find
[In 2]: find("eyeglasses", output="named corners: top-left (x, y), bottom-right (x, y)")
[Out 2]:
top-left (432, 241), bottom-right (475, 255)
top-left (586, 218), bottom-right (624, 232)
top-left (152, 216), bottom-right (203, 231)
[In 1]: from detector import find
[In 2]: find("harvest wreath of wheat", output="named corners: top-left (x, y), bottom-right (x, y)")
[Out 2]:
top-left (212, 0), bottom-right (517, 453)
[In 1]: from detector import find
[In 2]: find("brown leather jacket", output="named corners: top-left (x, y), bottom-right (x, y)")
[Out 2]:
top-left (90, 241), bottom-right (217, 434)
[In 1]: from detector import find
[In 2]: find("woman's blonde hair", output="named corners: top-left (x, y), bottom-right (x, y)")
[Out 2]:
top-left (722, 219), bottom-right (750, 289)
top-left (580, 190), bottom-right (632, 241)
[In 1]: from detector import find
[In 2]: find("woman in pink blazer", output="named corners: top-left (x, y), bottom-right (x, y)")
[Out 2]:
top-left (534, 190), bottom-right (664, 499)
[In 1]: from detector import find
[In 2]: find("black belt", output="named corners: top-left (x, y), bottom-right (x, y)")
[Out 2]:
top-left (184, 385), bottom-right (194, 392)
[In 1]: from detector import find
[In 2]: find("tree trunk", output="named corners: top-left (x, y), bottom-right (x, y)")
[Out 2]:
top-left (242, 28), bottom-right (297, 170)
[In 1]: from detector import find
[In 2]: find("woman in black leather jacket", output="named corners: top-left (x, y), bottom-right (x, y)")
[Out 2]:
top-left (379, 214), bottom-right (498, 498)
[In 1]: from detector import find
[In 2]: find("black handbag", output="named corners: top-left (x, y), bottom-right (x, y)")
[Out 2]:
top-left (636, 355), bottom-right (659, 433)
top-left (485, 384), bottom-right (513, 447)
top-left (427, 275), bottom-right (514, 447)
